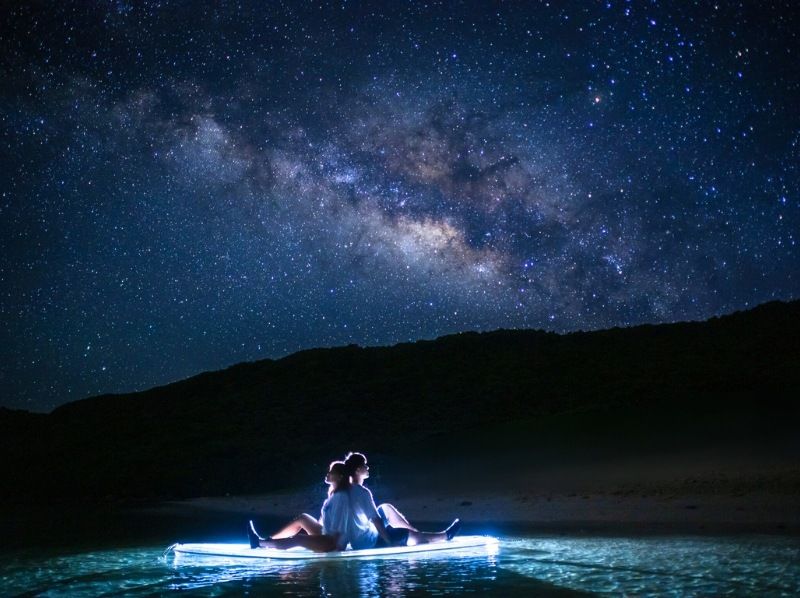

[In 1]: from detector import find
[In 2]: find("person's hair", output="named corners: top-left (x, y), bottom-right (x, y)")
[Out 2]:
top-left (328, 460), bottom-right (351, 497)
top-left (343, 452), bottom-right (367, 479)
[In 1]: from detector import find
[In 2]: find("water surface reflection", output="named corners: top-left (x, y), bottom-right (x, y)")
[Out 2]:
top-left (2, 535), bottom-right (798, 596)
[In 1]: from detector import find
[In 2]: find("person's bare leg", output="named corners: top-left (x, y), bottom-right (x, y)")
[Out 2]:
top-left (262, 534), bottom-right (337, 553)
top-left (406, 530), bottom-right (447, 545)
top-left (406, 519), bottom-right (460, 545)
top-left (377, 503), bottom-right (418, 532)
top-left (270, 513), bottom-right (322, 539)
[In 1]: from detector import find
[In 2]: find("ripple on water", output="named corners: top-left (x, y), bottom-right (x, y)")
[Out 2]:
top-left (499, 535), bottom-right (800, 595)
top-left (1, 535), bottom-right (798, 596)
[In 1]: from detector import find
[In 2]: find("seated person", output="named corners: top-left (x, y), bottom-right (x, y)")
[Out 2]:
top-left (248, 461), bottom-right (350, 553)
top-left (344, 452), bottom-right (460, 549)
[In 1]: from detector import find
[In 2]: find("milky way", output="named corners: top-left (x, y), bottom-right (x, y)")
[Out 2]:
top-left (2, 1), bottom-right (798, 410)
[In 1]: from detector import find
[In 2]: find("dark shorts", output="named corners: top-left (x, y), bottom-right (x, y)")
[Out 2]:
top-left (375, 525), bottom-right (409, 548)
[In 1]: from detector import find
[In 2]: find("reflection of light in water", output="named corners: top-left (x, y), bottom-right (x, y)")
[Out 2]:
top-left (4, 537), bottom-right (796, 595)
top-left (318, 559), bottom-right (383, 596)
top-left (167, 542), bottom-right (501, 594)
top-left (172, 542), bottom-right (501, 594)
top-left (359, 560), bottom-right (381, 596)
top-left (485, 541), bottom-right (499, 581)
top-left (485, 540), bottom-right (500, 558)
top-left (498, 536), bottom-right (800, 595)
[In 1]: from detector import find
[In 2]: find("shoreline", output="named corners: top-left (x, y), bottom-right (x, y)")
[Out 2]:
top-left (3, 454), bottom-right (797, 549)
top-left (1, 486), bottom-right (797, 553)
top-left (149, 457), bottom-right (800, 535)
top-left (154, 485), bottom-right (800, 536)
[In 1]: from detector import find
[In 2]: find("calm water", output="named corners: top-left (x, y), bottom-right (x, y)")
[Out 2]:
top-left (2, 535), bottom-right (798, 596)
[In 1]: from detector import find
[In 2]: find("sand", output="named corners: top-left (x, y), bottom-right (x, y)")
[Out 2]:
top-left (159, 460), bottom-right (800, 535)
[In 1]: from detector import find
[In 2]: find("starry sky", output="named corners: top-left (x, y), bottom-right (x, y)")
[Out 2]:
top-left (2, 1), bottom-right (798, 411)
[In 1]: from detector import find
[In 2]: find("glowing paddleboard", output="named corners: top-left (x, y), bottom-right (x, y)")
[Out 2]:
top-left (170, 535), bottom-right (498, 560)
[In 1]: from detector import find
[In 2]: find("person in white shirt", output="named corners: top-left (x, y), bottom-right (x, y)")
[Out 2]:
top-left (344, 452), bottom-right (460, 548)
top-left (248, 461), bottom-right (350, 552)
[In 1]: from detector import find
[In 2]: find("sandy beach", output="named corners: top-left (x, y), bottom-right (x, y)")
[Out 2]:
top-left (158, 456), bottom-right (800, 535)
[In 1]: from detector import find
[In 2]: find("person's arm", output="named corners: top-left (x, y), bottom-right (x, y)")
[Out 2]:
top-left (372, 516), bottom-right (392, 543)
top-left (357, 486), bottom-right (391, 543)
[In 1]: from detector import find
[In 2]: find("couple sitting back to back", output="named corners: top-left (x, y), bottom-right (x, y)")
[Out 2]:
top-left (249, 452), bottom-right (461, 552)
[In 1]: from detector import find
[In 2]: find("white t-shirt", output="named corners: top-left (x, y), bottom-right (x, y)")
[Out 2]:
top-left (348, 484), bottom-right (380, 550)
top-left (320, 490), bottom-right (350, 550)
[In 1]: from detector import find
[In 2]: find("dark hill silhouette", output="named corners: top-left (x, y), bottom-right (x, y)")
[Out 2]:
top-left (2, 300), bottom-right (799, 503)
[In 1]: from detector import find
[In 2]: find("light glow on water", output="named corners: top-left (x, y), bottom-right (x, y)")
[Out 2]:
top-left (1, 535), bottom-right (798, 596)
top-left (500, 536), bottom-right (800, 595)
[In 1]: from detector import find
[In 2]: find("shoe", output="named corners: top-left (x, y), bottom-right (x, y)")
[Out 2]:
top-left (248, 520), bottom-right (264, 549)
top-left (444, 518), bottom-right (461, 541)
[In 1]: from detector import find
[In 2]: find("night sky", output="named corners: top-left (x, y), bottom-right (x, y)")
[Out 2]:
top-left (2, 2), bottom-right (798, 411)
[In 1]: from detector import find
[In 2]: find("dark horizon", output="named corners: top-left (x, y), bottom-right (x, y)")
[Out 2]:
top-left (3, 2), bottom-right (799, 411)
top-left (1, 297), bottom-right (793, 415)
top-left (3, 297), bottom-right (797, 504)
